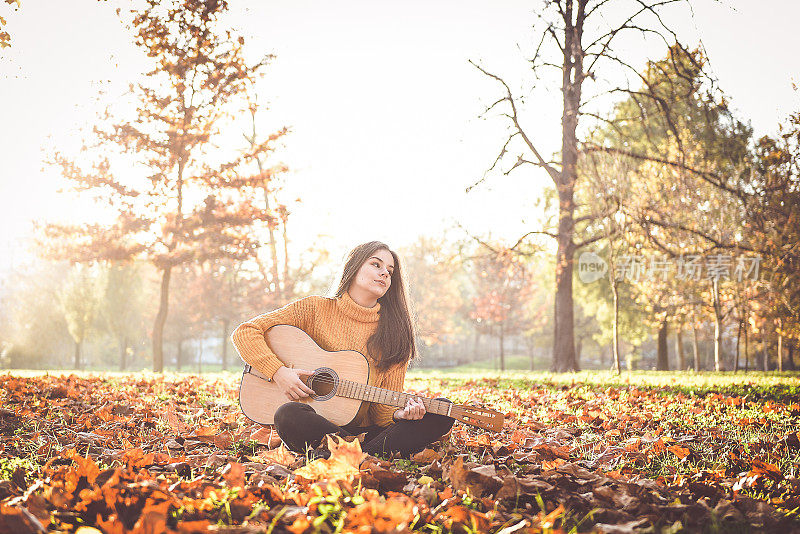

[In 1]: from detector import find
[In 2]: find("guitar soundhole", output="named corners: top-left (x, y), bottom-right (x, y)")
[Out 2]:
top-left (308, 367), bottom-right (337, 402)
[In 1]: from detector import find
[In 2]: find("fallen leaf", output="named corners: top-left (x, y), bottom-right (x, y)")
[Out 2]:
top-left (294, 434), bottom-right (366, 483)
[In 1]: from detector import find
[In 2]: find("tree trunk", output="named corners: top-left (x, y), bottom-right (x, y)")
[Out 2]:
top-left (626, 343), bottom-right (634, 371)
top-left (675, 328), bottom-right (686, 370)
top-left (744, 320), bottom-right (750, 372)
top-left (119, 335), bottom-right (127, 371)
top-left (264, 183), bottom-right (282, 298)
top-left (551, 231), bottom-right (577, 371)
top-left (692, 325), bottom-right (700, 371)
top-left (787, 340), bottom-right (796, 371)
top-left (656, 318), bottom-right (669, 370)
top-left (550, 0), bottom-right (583, 373)
top-left (762, 329), bottom-right (769, 372)
top-left (712, 278), bottom-right (723, 371)
top-left (74, 340), bottom-right (82, 370)
top-left (734, 318), bottom-right (742, 373)
top-left (499, 323), bottom-right (505, 372)
top-left (282, 219), bottom-right (291, 296)
top-left (529, 340), bottom-right (536, 371)
top-left (176, 339), bottom-right (184, 371)
top-left (612, 282), bottom-right (621, 375)
top-left (777, 318), bottom-right (783, 372)
top-left (713, 315), bottom-right (722, 371)
top-left (152, 266), bottom-right (172, 373)
top-left (221, 318), bottom-right (230, 371)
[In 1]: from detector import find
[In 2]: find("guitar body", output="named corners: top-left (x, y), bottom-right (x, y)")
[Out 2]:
top-left (239, 324), bottom-right (369, 426)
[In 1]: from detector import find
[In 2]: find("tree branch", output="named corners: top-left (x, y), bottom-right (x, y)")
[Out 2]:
top-left (581, 143), bottom-right (745, 197)
top-left (466, 132), bottom-right (519, 192)
top-left (469, 59), bottom-right (562, 184)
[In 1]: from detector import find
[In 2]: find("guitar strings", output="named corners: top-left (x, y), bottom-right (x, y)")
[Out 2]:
top-left (269, 375), bottom-right (490, 415)
top-left (287, 374), bottom-right (446, 405)
top-left (259, 375), bottom-right (497, 423)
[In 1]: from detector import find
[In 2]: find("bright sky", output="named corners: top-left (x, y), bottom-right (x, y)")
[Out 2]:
top-left (1, 0), bottom-right (798, 273)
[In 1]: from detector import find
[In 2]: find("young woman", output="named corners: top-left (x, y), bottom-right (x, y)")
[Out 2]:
top-left (230, 241), bottom-right (454, 460)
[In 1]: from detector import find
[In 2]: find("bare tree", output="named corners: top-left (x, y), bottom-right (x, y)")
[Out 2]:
top-left (470, 0), bottom-right (692, 371)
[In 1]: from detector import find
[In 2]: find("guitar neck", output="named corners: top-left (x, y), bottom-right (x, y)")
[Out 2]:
top-left (334, 379), bottom-right (453, 417)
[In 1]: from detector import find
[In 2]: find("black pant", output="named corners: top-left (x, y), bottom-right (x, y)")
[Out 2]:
top-left (273, 397), bottom-right (455, 459)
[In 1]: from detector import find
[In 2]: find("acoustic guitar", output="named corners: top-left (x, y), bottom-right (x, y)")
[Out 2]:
top-left (238, 325), bottom-right (504, 432)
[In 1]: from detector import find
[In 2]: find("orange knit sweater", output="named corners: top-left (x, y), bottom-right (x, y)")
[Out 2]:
top-left (230, 291), bottom-right (407, 428)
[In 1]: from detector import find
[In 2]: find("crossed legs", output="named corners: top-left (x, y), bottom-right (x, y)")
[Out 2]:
top-left (273, 398), bottom-right (455, 459)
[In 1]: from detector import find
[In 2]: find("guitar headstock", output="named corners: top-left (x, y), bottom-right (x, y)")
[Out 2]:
top-left (451, 404), bottom-right (505, 432)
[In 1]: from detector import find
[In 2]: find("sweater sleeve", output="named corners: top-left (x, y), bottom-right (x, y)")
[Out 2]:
top-left (368, 361), bottom-right (408, 427)
top-left (230, 297), bottom-right (316, 380)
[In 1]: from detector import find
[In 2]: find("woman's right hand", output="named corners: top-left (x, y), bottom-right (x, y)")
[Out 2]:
top-left (273, 366), bottom-right (316, 401)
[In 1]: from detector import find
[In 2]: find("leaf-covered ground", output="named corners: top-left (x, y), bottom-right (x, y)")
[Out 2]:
top-left (1, 370), bottom-right (799, 533)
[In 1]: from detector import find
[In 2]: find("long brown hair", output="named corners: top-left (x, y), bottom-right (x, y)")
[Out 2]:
top-left (333, 241), bottom-right (417, 372)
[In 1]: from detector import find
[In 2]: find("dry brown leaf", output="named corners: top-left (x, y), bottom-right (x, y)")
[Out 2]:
top-left (411, 448), bottom-right (442, 463)
top-left (256, 444), bottom-right (297, 466)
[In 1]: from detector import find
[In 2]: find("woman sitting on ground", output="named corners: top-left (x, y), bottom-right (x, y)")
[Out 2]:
top-left (231, 240), bottom-right (454, 459)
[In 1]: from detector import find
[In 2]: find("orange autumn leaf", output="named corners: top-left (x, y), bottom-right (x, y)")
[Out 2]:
top-left (65, 449), bottom-right (101, 485)
top-left (667, 445), bottom-right (691, 459)
top-left (434, 505), bottom-right (491, 533)
top-left (510, 429), bottom-right (530, 444)
top-left (223, 412), bottom-right (239, 425)
top-left (221, 462), bottom-right (245, 488)
top-left (248, 426), bottom-right (281, 447)
top-left (163, 401), bottom-right (191, 435)
top-left (344, 494), bottom-right (417, 532)
top-left (195, 425), bottom-right (219, 437)
top-left (287, 515), bottom-right (311, 534)
top-left (476, 433), bottom-right (492, 446)
top-left (749, 459), bottom-right (783, 479)
top-left (175, 520), bottom-right (215, 533)
top-left (649, 438), bottom-right (667, 455)
top-left (294, 434), bottom-right (366, 483)
top-left (121, 448), bottom-right (155, 468)
top-left (624, 438), bottom-right (642, 452)
top-left (196, 431), bottom-right (234, 449)
top-left (542, 458), bottom-right (566, 470)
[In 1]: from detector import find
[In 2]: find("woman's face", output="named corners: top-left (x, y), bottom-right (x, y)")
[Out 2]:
top-left (351, 248), bottom-right (395, 300)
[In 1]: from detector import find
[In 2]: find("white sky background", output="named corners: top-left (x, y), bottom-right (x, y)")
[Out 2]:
top-left (1, 0), bottom-right (799, 274)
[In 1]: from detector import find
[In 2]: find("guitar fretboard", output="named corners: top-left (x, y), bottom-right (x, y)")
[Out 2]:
top-left (334, 379), bottom-right (453, 417)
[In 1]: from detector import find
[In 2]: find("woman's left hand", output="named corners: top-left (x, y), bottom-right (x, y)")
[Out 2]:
top-left (394, 396), bottom-right (426, 421)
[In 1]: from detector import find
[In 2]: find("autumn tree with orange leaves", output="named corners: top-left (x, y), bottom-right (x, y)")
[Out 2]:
top-left (33, 0), bottom-right (289, 372)
top-left (0, 0), bottom-right (20, 49)
top-left (468, 248), bottom-right (533, 371)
